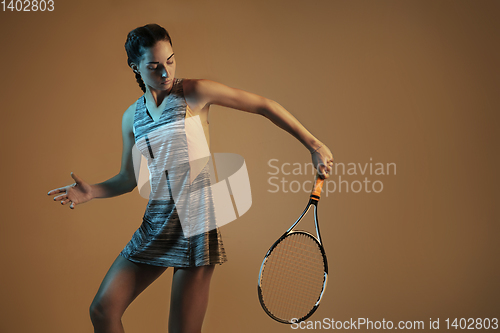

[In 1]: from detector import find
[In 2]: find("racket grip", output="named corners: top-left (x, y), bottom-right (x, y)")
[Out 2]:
top-left (311, 173), bottom-right (324, 200)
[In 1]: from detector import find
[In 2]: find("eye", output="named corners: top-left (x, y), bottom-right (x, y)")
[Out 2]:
top-left (148, 66), bottom-right (158, 70)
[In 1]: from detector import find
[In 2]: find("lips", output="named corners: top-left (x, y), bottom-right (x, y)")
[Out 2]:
top-left (161, 80), bottom-right (171, 84)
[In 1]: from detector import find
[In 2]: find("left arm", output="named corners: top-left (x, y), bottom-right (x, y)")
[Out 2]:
top-left (190, 79), bottom-right (334, 177)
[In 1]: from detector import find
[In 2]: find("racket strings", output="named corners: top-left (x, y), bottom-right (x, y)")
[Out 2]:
top-left (264, 235), bottom-right (324, 320)
top-left (260, 233), bottom-right (326, 322)
top-left (275, 236), bottom-right (324, 317)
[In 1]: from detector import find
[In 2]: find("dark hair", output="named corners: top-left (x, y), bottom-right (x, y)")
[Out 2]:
top-left (125, 23), bottom-right (173, 93)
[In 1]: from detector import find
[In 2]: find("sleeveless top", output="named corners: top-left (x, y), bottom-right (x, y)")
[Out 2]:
top-left (119, 78), bottom-right (227, 267)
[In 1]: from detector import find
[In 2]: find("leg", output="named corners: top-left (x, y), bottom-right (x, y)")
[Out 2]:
top-left (168, 265), bottom-right (216, 333)
top-left (89, 254), bottom-right (168, 333)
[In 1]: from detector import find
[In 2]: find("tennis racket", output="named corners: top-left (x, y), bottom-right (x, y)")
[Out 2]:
top-left (258, 173), bottom-right (328, 324)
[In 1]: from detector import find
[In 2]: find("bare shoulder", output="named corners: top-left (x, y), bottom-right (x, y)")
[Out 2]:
top-left (122, 100), bottom-right (137, 134)
top-left (182, 78), bottom-right (212, 97)
top-left (182, 78), bottom-right (214, 111)
top-left (183, 78), bottom-right (269, 114)
top-left (182, 77), bottom-right (197, 94)
top-left (183, 77), bottom-right (224, 93)
top-left (182, 78), bottom-right (240, 108)
top-left (182, 78), bottom-right (211, 92)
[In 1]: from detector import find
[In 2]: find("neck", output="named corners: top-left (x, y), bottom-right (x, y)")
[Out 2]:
top-left (146, 82), bottom-right (174, 107)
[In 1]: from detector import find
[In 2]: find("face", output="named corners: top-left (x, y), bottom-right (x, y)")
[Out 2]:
top-left (133, 40), bottom-right (176, 92)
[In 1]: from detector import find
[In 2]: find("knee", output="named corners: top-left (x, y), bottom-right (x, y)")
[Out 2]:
top-left (89, 300), bottom-right (105, 323)
top-left (89, 299), bottom-right (116, 324)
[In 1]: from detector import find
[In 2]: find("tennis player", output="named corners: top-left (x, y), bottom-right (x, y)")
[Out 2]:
top-left (47, 23), bottom-right (333, 333)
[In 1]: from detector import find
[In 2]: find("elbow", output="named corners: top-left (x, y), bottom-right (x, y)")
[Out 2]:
top-left (125, 183), bottom-right (136, 193)
top-left (126, 179), bottom-right (137, 193)
top-left (259, 98), bottom-right (278, 118)
top-left (120, 172), bottom-right (137, 193)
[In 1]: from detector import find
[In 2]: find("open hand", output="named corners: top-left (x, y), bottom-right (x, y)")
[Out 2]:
top-left (47, 172), bottom-right (93, 209)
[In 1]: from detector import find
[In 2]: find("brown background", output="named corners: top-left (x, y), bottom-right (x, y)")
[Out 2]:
top-left (1, 0), bottom-right (499, 332)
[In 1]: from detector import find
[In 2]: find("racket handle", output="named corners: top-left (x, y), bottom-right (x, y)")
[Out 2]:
top-left (311, 173), bottom-right (324, 201)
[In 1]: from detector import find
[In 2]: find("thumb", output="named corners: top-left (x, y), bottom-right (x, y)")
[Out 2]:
top-left (70, 171), bottom-right (81, 184)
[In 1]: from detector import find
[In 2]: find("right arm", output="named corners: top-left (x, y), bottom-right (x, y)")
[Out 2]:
top-left (47, 103), bottom-right (138, 208)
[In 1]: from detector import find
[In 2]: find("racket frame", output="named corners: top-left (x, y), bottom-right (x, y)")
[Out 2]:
top-left (258, 175), bottom-right (328, 324)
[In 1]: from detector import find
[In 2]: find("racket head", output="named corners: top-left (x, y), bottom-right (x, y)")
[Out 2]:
top-left (258, 230), bottom-right (328, 324)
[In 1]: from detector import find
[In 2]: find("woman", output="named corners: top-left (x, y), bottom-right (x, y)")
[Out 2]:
top-left (47, 23), bottom-right (333, 333)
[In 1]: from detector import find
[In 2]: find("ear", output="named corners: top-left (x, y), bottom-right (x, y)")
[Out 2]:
top-left (130, 63), bottom-right (140, 74)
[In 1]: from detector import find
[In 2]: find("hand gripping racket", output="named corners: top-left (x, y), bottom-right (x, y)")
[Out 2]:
top-left (258, 173), bottom-right (328, 324)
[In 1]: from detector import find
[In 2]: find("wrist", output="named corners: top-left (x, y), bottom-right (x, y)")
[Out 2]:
top-left (89, 184), bottom-right (99, 199)
top-left (311, 144), bottom-right (324, 154)
top-left (308, 140), bottom-right (324, 154)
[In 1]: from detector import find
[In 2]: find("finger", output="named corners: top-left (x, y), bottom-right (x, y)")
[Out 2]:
top-left (322, 161), bottom-right (332, 178)
top-left (48, 182), bottom-right (75, 195)
top-left (47, 188), bottom-right (64, 195)
top-left (316, 163), bottom-right (327, 179)
top-left (70, 201), bottom-right (75, 209)
top-left (316, 162), bottom-right (325, 175)
top-left (53, 194), bottom-right (67, 202)
top-left (323, 165), bottom-right (331, 178)
top-left (70, 172), bottom-right (82, 185)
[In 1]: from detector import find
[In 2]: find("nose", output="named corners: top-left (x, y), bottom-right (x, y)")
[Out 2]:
top-left (161, 67), bottom-right (170, 78)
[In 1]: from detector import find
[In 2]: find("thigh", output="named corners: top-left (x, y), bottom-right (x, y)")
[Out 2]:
top-left (168, 265), bottom-right (216, 333)
top-left (91, 254), bottom-right (168, 318)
